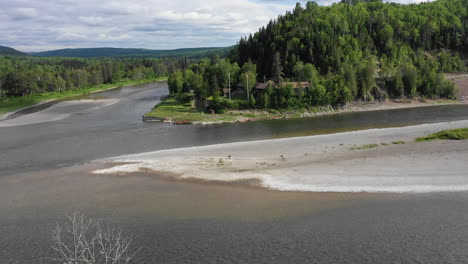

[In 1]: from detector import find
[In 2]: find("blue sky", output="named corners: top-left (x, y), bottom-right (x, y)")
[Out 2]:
top-left (0, 0), bottom-right (431, 52)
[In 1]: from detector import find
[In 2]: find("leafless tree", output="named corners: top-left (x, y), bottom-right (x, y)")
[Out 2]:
top-left (49, 211), bottom-right (139, 264)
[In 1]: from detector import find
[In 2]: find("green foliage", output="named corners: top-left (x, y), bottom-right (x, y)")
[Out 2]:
top-left (239, 71), bottom-right (256, 99)
top-left (0, 56), bottom-right (175, 98)
top-left (350, 144), bottom-right (380, 150)
top-left (416, 128), bottom-right (468, 142)
top-left (0, 78), bottom-right (165, 115)
top-left (271, 52), bottom-right (284, 84)
top-left (168, 70), bottom-right (184, 95)
top-left (401, 63), bottom-right (418, 96)
top-left (211, 99), bottom-right (250, 111)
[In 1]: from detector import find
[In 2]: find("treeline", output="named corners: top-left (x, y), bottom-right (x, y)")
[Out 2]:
top-left (0, 56), bottom-right (187, 97)
top-left (168, 0), bottom-right (467, 111)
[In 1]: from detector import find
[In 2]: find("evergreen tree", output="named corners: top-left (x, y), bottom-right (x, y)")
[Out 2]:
top-left (271, 52), bottom-right (284, 84)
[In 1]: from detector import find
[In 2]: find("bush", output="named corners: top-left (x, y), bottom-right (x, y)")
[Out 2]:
top-left (211, 99), bottom-right (249, 112)
top-left (175, 92), bottom-right (192, 104)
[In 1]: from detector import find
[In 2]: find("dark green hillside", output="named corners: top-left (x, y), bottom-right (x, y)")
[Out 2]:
top-left (32, 47), bottom-right (233, 59)
top-left (0, 46), bottom-right (29, 56)
top-left (232, 0), bottom-right (467, 101)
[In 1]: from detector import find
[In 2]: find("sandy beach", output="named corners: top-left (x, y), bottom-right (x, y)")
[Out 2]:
top-left (95, 120), bottom-right (468, 193)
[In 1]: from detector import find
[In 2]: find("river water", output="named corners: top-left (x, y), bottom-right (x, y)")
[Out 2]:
top-left (1, 81), bottom-right (468, 263)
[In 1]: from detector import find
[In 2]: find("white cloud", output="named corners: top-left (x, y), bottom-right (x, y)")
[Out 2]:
top-left (0, 0), bottom-right (434, 52)
top-left (78, 16), bottom-right (107, 25)
top-left (13, 7), bottom-right (38, 19)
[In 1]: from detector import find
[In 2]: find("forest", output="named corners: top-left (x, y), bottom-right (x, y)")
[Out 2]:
top-left (169, 0), bottom-right (468, 110)
top-left (0, 56), bottom-right (190, 97)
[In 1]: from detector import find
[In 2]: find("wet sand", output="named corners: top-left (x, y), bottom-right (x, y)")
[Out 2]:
top-left (95, 120), bottom-right (468, 193)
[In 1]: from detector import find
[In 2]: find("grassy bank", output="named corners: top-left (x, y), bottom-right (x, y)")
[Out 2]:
top-left (0, 77), bottom-right (167, 116)
top-left (144, 96), bottom-right (319, 124)
top-left (416, 128), bottom-right (468, 142)
top-left (144, 98), bottom-right (253, 123)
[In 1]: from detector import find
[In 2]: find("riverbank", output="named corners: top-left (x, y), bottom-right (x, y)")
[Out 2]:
top-left (0, 77), bottom-right (167, 118)
top-left (95, 120), bottom-right (468, 193)
top-left (144, 97), bottom-right (462, 125)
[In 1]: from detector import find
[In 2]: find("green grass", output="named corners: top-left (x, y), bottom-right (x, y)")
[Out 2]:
top-left (144, 98), bottom-right (207, 121)
top-left (416, 128), bottom-right (468, 142)
top-left (145, 97), bottom-right (265, 123)
top-left (349, 144), bottom-right (380, 151)
top-left (0, 77), bottom-right (166, 115)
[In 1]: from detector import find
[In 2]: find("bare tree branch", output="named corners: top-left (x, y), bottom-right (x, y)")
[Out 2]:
top-left (48, 211), bottom-right (139, 264)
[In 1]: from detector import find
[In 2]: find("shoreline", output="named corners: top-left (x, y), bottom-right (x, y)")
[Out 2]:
top-left (0, 78), bottom-right (167, 120)
top-left (94, 120), bottom-right (468, 194)
top-left (145, 98), bottom-right (465, 125)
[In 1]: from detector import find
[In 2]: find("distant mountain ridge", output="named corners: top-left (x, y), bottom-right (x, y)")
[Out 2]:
top-left (30, 47), bottom-right (233, 58)
top-left (0, 46), bottom-right (29, 56)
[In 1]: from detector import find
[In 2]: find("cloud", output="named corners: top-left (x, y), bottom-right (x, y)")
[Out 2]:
top-left (0, 0), bottom-right (433, 52)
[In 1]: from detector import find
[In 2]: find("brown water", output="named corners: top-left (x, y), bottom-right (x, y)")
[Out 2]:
top-left (1, 165), bottom-right (468, 264)
top-left (2, 82), bottom-right (468, 263)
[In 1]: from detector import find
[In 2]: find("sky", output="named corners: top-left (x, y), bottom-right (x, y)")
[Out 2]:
top-left (0, 0), bottom-right (431, 52)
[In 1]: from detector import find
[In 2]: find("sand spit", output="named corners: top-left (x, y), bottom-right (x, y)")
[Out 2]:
top-left (94, 120), bottom-right (468, 193)
top-left (0, 99), bottom-right (118, 127)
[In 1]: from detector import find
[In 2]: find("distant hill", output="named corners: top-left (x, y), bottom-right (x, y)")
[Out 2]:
top-left (0, 46), bottom-right (29, 56)
top-left (31, 47), bottom-right (233, 58)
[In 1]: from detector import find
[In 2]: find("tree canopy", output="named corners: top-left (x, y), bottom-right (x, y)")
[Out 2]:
top-left (232, 0), bottom-right (466, 101)
top-left (0, 56), bottom-right (183, 97)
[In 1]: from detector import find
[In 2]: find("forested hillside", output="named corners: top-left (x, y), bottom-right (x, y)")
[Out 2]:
top-left (0, 46), bottom-right (29, 57)
top-left (168, 0), bottom-right (467, 112)
top-left (232, 0), bottom-right (467, 101)
top-left (31, 47), bottom-right (233, 59)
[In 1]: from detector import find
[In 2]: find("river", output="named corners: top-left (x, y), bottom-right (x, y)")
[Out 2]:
top-left (1, 81), bottom-right (468, 264)
top-left (1, 81), bottom-right (468, 177)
